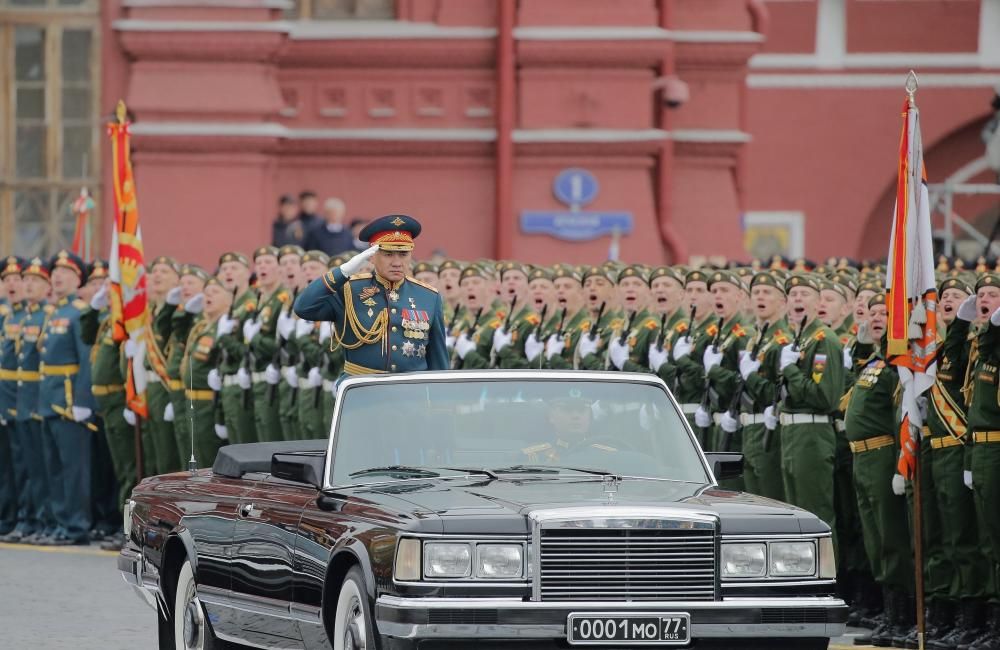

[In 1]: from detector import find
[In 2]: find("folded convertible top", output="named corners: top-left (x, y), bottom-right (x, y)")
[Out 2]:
top-left (213, 440), bottom-right (327, 478)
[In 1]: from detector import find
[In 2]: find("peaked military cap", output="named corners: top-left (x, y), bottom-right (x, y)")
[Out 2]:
top-left (1, 256), bottom-right (23, 279)
top-left (22, 257), bottom-right (50, 281)
top-left (253, 245), bottom-right (279, 261)
top-left (976, 272), bottom-right (1000, 292)
top-left (219, 251), bottom-right (250, 268)
top-left (785, 272), bottom-right (821, 293)
top-left (413, 261), bottom-right (438, 275)
top-left (50, 250), bottom-right (87, 282)
top-left (181, 264), bottom-right (209, 282)
top-left (87, 259), bottom-right (108, 281)
top-left (150, 255), bottom-right (181, 274)
top-left (302, 250), bottom-right (330, 266)
top-left (359, 214), bottom-right (422, 252)
top-left (278, 244), bottom-right (305, 259)
top-left (939, 276), bottom-right (973, 295)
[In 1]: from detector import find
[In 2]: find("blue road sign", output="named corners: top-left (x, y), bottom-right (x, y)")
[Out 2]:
top-left (553, 168), bottom-right (599, 209)
top-left (520, 210), bottom-right (633, 241)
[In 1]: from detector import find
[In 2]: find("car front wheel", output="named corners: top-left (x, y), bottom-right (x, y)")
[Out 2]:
top-left (173, 559), bottom-right (216, 650)
top-left (333, 566), bottom-right (378, 650)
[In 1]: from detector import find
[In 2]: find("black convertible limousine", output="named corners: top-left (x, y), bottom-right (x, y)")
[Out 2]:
top-left (119, 370), bottom-right (847, 650)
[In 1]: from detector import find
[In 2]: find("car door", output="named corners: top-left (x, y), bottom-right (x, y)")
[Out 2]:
top-left (230, 475), bottom-right (316, 648)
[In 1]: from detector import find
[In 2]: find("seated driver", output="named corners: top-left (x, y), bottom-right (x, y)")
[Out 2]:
top-left (521, 386), bottom-right (619, 462)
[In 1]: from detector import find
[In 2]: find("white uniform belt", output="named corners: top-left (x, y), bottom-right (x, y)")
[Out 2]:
top-left (297, 377), bottom-right (312, 390)
top-left (223, 375), bottom-right (242, 387)
top-left (780, 413), bottom-right (831, 426)
top-left (835, 418), bottom-right (846, 432)
top-left (680, 403), bottom-right (700, 415)
top-left (741, 413), bottom-right (767, 425)
top-left (712, 413), bottom-right (724, 426)
top-left (251, 371), bottom-right (267, 384)
top-left (146, 372), bottom-right (162, 384)
top-left (281, 365), bottom-right (296, 373)
top-left (322, 379), bottom-right (336, 392)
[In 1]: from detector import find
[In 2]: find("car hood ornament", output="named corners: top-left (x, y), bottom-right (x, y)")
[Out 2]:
top-left (602, 474), bottom-right (621, 504)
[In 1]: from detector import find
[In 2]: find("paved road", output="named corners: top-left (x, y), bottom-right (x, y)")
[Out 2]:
top-left (0, 540), bottom-right (871, 649)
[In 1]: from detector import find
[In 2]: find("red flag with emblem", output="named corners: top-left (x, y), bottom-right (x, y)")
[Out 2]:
top-left (108, 100), bottom-right (150, 418)
top-left (885, 82), bottom-right (938, 479)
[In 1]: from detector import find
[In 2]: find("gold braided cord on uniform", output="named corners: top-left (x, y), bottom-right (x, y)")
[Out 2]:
top-left (962, 333), bottom-right (979, 406)
top-left (930, 380), bottom-right (968, 439)
top-left (331, 280), bottom-right (388, 357)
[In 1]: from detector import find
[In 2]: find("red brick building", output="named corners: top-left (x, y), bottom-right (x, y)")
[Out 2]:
top-left (1, 0), bottom-right (997, 266)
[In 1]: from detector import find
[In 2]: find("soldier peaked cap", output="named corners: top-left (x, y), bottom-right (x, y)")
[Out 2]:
top-left (552, 263), bottom-right (582, 283)
top-left (976, 272), bottom-right (1000, 292)
top-left (181, 264), bottom-right (209, 282)
top-left (1, 256), bottom-right (23, 278)
top-left (219, 251), bottom-right (250, 268)
top-left (648, 266), bottom-right (684, 287)
top-left (150, 256), bottom-right (181, 274)
top-left (500, 261), bottom-right (530, 279)
top-left (22, 257), bottom-right (50, 281)
top-left (707, 269), bottom-right (743, 291)
top-left (87, 259), bottom-right (108, 280)
top-left (750, 270), bottom-right (786, 292)
top-left (528, 266), bottom-right (553, 282)
top-left (413, 261), bottom-right (438, 275)
top-left (785, 273), bottom-right (822, 293)
top-left (278, 244), bottom-right (305, 259)
top-left (868, 292), bottom-right (887, 309)
top-left (939, 276), bottom-right (973, 295)
top-left (459, 264), bottom-right (491, 283)
top-left (49, 250), bottom-right (87, 283)
top-left (359, 214), bottom-right (422, 252)
top-left (302, 250), bottom-right (330, 266)
top-left (253, 246), bottom-right (280, 261)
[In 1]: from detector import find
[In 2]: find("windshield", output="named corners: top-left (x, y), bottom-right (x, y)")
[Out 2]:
top-left (328, 378), bottom-right (709, 486)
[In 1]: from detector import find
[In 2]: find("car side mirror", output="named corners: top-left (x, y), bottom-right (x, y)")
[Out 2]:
top-left (703, 452), bottom-right (743, 481)
top-left (271, 452), bottom-right (325, 489)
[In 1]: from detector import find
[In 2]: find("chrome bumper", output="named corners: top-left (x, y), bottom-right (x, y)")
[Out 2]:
top-left (118, 546), bottom-right (158, 611)
top-left (375, 595), bottom-right (848, 640)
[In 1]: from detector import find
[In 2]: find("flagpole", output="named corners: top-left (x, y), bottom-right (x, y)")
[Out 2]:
top-left (904, 69), bottom-right (926, 650)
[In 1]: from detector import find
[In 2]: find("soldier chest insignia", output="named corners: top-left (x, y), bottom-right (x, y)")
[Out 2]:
top-left (402, 341), bottom-right (416, 357)
top-left (409, 297), bottom-right (417, 309)
top-left (362, 298), bottom-right (377, 307)
top-left (857, 360), bottom-right (884, 388)
top-left (402, 309), bottom-right (431, 339)
top-left (358, 286), bottom-right (379, 301)
top-left (388, 289), bottom-right (400, 303)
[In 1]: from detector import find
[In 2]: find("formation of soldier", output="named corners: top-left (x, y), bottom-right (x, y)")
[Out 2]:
top-left (1, 220), bottom-right (1000, 650)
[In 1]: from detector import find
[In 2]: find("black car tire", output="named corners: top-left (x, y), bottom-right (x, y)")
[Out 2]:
top-left (172, 559), bottom-right (217, 650)
top-left (333, 566), bottom-right (379, 650)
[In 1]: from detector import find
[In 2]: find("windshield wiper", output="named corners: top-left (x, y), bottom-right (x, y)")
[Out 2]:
top-left (492, 464), bottom-right (621, 479)
top-left (349, 466), bottom-right (441, 478)
top-left (437, 467), bottom-right (500, 480)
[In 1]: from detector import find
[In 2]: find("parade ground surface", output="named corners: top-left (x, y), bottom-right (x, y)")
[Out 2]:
top-left (0, 541), bottom-right (864, 649)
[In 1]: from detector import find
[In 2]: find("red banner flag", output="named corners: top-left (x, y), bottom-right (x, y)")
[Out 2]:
top-left (885, 83), bottom-right (938, 479)
top-left (108, 100), bottom-right (150, 417)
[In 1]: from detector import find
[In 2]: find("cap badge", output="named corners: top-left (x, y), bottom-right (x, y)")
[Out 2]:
top-left (391, 217), bottom-right (405, 227)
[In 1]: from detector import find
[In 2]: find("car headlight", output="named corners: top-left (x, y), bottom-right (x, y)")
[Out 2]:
top-left (424, 543), bottom-right (472, 578)
top-left (769, 541), bottom-right (817, 577)
top-left (477, 544), bottom-right (523, 579)
top-left (721, 543), bottom-right (766, 578)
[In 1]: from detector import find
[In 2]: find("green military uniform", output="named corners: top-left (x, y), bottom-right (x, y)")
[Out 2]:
top-left (249, 278), bottom-right (292, 442)
top-left (217, 277), bottom-right (258, 445)
top-left (276, 296), bottom-right (301, 441)
top-left (606, 265), bottom-right (661, 375)
top-left (661, 302), bottom-right (719, 448)
top-left (543, 308), bottom-right (590, 369)
top-left (741, 313), bottom-right (790, 501)
top-left (144, 293), bottom-right (181, 474)
top-left (165, 266), bottom-right (206, 464)
top-left (0, 263), bottom-right (24, 537)
top-left (575, 307), bottom-right (625, 370)
top-left (178, 303), bottom-right (226, 467)
top-left (777, 275), bottom-right (844, 545)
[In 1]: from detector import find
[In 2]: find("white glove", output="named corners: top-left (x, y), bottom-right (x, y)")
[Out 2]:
top-left (694, 405), bottom-right (712, 428)
top-left (648, 343), bottom-right (669, 372)
top-left (891, 473), bottom-right (906, 496)
top-left (338, 244), bottom-right (379, 277)
top-left (719, 411), bottom-right (740, 433)
top-left (957, 295), bottom-right (978, 322)
top-left (71, 406), bottom-right (92, 422)
top-left (306, 367), bottom-right (323, 389)
top-left (842, 345), bottom-right (853, 370)
top-left (454, 333), bottom-right (476, 360)
top-left (243, 319), bottom-right (262, 343)
top-left (295, 318), bottom-right (314, 338)
top-left (856, 320), bottom-right (873, 345)
top-left (608, 337), bottom-right (630, 370)
top-left (283, 365), bottom-right (298, 388)
top-left (122, 408), bottom-right (137, 426)
top-left (319, 321), bottom-right (332, 343)
top-left (264, 364), bottom-right (281, 385)
top-left (763, 405), bottom-right (777, 431)
top-left (164, 403), bottom-right (175, 422)
top-left (123, 339), bottom-right (139, 359)
top-left (703, 346), bottom-right (723, 373)
top-left (216, 314), bottom-right (236, 337)
top-left (545, 334), bottom-right (565, 360)
top-left (445, 335), bottom-right (456, 350)
top-left (672, 336), bottom-right (693, 360)
top-left (739, 350), bottom-right (761, 380)
top-left (525, 333), bottom-right (544, 362)
top-left (277, 310), bottom-right (295, 340)
top-left (779, 345), bottom-right (799, 371)
top-left (184, 293), bottom-right (204, 314)
top-left (90, 285), bottom-right (109, 310)
top-left (992, 306), bottom-right (1000, 327)
top-left (577, 333), bottom-right (599, 359)
top-left (214, 424), bottom-right (229, 441)
top-left (964, 470), bottom-right (973, 490)
top-left (165, 286), bottom-right (182, 306)
top-left (0, 415), bottom-right (5, 427)
top-left (207, 369), bottom-right (222, 391)
top-left (491, 327), bottom-right (513, 354)
top-left (236, 367), bottom-right (252, 390)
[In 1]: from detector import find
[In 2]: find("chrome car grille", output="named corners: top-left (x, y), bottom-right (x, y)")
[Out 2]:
top-left (537, 525), bottom-right (717, 601)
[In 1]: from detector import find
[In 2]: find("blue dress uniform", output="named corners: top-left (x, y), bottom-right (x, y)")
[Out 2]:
top-left (294, 214), bottom-right (448, 376)
top-left (37, 251), bottom-right (96, 545)
top-left (0, 257), bottom-right (25, 536)
top-left (15, 292), bottom-right (56, 541)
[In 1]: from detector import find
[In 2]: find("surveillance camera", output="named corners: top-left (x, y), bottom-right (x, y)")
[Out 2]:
top-left (653, 76), bottom-right (690, 109)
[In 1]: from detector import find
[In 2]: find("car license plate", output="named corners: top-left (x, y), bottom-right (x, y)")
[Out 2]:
top-left (567, 612), bottom-right (690, 645)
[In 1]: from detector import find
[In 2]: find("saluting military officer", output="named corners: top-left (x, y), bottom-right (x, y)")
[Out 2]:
top-left (0, 257), bottom-right (25, 539)
top-left (37, 251), bottom-right (97, 545)
top-left (295, 214), bottom-right (448, 377)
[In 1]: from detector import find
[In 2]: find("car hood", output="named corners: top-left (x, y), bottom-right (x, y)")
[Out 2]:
top-left (341, 476), bottom-right (827, 536)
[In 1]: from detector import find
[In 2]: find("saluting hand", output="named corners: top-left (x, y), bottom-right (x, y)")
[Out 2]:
top-left (339, 245), bottom-right (379, 277)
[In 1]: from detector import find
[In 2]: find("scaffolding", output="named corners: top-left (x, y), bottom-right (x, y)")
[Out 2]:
top-left (927, 154), bottom-right (1000, 258)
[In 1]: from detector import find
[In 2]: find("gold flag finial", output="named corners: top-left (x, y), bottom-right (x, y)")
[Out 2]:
top-left (905, 70), bottom-right (918, 103)
top-left (115, 100), bottom-right (127, 125)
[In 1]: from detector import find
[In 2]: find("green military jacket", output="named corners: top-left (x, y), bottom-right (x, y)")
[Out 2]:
top-left (614, 308), bottom-right (660, 373)
top-left (455, 304), bottom-right (503, 370)
top-left (705, 314), bottom-right (754, 411)
top-left (576, 308), bottom-right (626, 370)
top-left (843, 345), bottom-right (900, 442)
top-left (216, 288), bottom-right (258, 376)
top-left (780, 318), bottom-right (844, 415)
top-left (927, 318), bottom-right (971, 441)
top-left (494, 303), bottom-right (542, 369)
top-left (967, 319), bottom-right (1000, 433)
top-left (80, 307), bottom-right (125, 388)
top-left (742, 318), bottom-right (791, 411)
top-left (665, 315), bottom-right (720, 405)
top-left (544, 308), bottom-right (588, 370)
top-left (248, 286), bottom-right (291, 373)
top-left (166, 306), bottom-right (198, 388)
